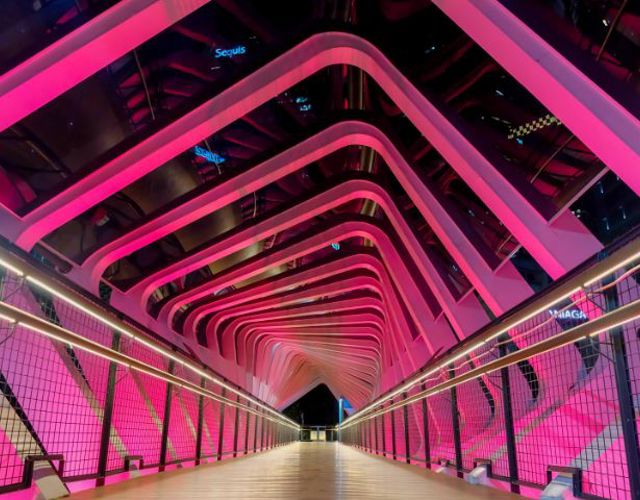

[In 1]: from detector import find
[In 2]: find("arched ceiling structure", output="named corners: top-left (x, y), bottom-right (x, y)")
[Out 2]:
top-left (1, 0), bottom-right (639, 410)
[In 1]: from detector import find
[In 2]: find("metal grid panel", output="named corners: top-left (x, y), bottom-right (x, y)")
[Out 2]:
top-left (406, 399), bottom-right (424, 463)
top-left (246, 410), bottom-right (255, 454)
top-left (167, 385), bottom-right (198, 463)
top-left (393, 405), bottom-right (406, 460)
top-left (236, 407), bottom-right (247, 455)
top-left (382, 405), bottom-right (394, 457)
top-left (221, 402), bottom-right (236, 455)
top-left (0, 277), bottom-right (107, 479)
top-left (426, 382), bottom-right (456, 467)
top-left (455, 367), bottom-right (499, 471)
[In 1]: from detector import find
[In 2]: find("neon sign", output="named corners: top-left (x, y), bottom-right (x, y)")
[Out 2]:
top-left (214, 45), bottom-right (247, 59)
top-left (548, 309), bottom-right (587, 320)
top-left (194, 146), bottom-right (226, 165)
top-left (508, 113), bottom-right (562, 140)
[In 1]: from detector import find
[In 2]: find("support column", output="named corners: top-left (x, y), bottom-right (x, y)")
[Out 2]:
top-left (216, 388), bottom-right (226, 461)
top-left (232, 396), bottom-right (240, 458)
top-left (96, 332), bottom-right (120, 486)
top-left (159, 360), bottom-right (175, 471)
top-left (260, 413), bottom-right (265, 451)
top-left (194, 377), bottom-right (205, 466)
top-left (244, 407), bottom-right (251, 455)
top-left (421, 384), bottom-right (431, 469)
top-left (402, 392), bottom-right (410, 464)
top-left (374, 415), bottom-right (379, 454)
top-left (390, 404), bottom-right (397, 461)
top-left (603, 275), bottom-right (640, 499)
top-left (499, 339), bottom-right (520, 493)
top-left (450, 365), bottom-right (463, 478)
top-left (253, 410), bottom-right (259, 452)
top-left (380, 407), bottom-right (387, 457)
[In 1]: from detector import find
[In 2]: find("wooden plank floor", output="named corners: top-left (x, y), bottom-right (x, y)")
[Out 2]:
top-left (71, 443), bottom-right (521, 499)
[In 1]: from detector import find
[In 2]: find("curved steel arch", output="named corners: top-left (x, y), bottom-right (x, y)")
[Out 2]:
top-left (222, 297), bottom-right (387, 363)
top-left (6, 33), bottom-right (598, 283)
top-left (121, 176), bottom-right (492, 339)
top-left (240, 319), bottom-right (386, 369)
top-left (83, 121), bottom-right (533, 318)
top-left (186, 251), bottom-right (424, 378)
top-left (217, 293), bottom-right (387, 354)
top-left (204, 274), bottom-right (411, 378)
top-left (180, 250), bottom-right (390, 335)
top-left (157, 217), bottom-right (460, 354)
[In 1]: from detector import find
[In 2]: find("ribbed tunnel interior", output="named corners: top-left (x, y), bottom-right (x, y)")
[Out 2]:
top-left (1, 0), bottom-right (640, 498)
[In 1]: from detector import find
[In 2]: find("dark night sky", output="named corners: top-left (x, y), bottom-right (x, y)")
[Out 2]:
top-left (283, 384), bottom-right (339, 426)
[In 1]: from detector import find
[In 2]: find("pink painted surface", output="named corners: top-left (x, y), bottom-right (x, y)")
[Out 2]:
top-left (8, 34), bottom-right (599, 283)
top-left (0, 0), bottom-right (210, 131)
top-left (85, 123), bottom-right (532, 317)
top-left (435, 0), bottom-right (640, 198)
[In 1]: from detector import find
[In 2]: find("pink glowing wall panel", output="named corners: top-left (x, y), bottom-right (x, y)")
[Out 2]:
top-left (201, 398), bottom-right (222, 458)
top-left (109, 371), bottom-right (164, 468)
top-left (0, 281), bottom-right (105, 477)
top-left (167, 387), bottom-right (197, 462)
top-left (221, 403), bottom-right (236, 455)
top-left (0, 429), bottom-right (24, 487)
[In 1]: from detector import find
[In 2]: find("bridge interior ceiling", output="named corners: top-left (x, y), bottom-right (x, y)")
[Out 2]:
top-left (1, 0), bottom-right (640, 411)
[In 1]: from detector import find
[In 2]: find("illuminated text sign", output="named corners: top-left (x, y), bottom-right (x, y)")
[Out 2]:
top-left (548, 309), bottom-right (587, 320)
top-left (214, 46), bottom-right (247, 59)
top-left (194, 146), bottom-right (226, 165)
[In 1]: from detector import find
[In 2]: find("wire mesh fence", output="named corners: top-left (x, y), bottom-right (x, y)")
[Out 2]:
top-left (0, 263), bottom-right (297, 492)
top-left (341, 248), bottom-right (640, 499)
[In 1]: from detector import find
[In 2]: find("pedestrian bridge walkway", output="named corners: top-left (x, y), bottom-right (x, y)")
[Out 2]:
top-left (70, 443), bottom-right (517, 500)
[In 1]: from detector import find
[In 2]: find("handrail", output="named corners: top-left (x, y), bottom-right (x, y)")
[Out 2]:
top-left (0, 299), bottom-right (297, 430)
top-left (340, 297), bottom-right (640, 428)
top-left (339, 231), bottom-right (640, 428)
top-left (0, 242), bottom-right (299, 430)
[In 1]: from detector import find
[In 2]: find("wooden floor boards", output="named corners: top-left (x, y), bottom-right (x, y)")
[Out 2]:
top-left (70, 442), bottom-right (520, 499)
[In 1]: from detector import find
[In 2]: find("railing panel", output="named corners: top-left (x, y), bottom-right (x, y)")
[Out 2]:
top-left (340, 240), bottom-right (640, 498)
top-left (0, 277), bottom-right (107, 479)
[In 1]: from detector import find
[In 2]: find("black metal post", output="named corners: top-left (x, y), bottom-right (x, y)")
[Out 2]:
top-left (603, 276), bottom-right (640, 499)
top-left (402, 392), bottom-right (410, 464)
top-left (216, 388), bottom-right (227, 461)
top-left (232, 396), bottom-right (240, 458)
top-left (499, 338), bottom-right (520, 493)
top-left (374, 415), bottom-right (379, 454)
top-left (159, 360), bottom-right (175, 471)
top-left (450, 364), bottom-right (463, 478)
top-left (390, 404), bottom-right (397, 460)
top-left (380, 407), bottom-right (387, 457)
top-left (260, 413), bottom-right (265, 451)
top-left (253, 410), bottom-right (259, 452)
top-left (195, 377), bottom-right (205, 466)
top-left (244, 407), bottom-right (251, 455)
top-left (96, 332), bottom-right (121, 486)
top-left (421, 384), bottom-right (431, 469)
top-left (363, 421), bottom-right (368, 451)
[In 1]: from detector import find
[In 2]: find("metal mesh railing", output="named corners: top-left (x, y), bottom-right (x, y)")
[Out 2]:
top-left (0, 252), bottom-right (298, 493)
top-left (340, 238), bottom-right (640, 499)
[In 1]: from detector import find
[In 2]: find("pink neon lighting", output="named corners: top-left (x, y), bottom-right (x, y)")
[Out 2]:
top-left (6, 34), bottom-right (599, 283)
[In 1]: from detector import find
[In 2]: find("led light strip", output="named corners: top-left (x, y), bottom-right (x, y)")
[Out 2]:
top-left (339, 285), bottom-right (583, 423)
top-left (339, 244), bottom-right (640, 428)
top-left (339, 300), bottom-right (640, 429)
top-left (0, 250), bottom-right (299, 430)
top-left (0, 302), bottom-right (298, 430)
top-left (0, 258), bottom-right (24, 277)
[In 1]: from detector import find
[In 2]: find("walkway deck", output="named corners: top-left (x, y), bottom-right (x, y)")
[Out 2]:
top-left (71, 443), bottom-right (520, 499)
